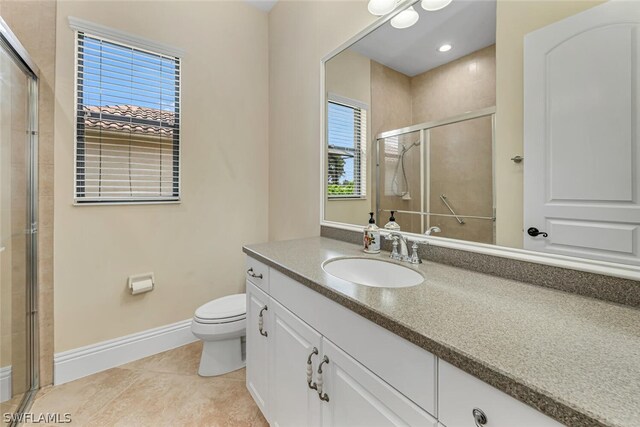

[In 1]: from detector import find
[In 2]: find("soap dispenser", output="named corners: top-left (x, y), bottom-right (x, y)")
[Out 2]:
top-left (363, 212), bottom-right (380, 254)
top-left (384, 211), bottom-right (401, 231)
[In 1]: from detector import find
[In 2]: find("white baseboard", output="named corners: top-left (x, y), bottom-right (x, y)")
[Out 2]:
top-left (54, 319), bottom-right (197, 386)
top-left (0, 365), bottom-right (11, 403)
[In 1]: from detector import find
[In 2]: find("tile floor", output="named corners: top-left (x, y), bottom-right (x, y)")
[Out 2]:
top-left (1, 394), bottom-right (24, 426)
top-left (4, 342), bottom-right (267, 426)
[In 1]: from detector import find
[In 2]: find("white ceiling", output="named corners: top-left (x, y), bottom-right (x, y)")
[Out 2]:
top-left (245, 0), bottom-right (278, 13)
top-left (350, 0), bottom-right (496, 77)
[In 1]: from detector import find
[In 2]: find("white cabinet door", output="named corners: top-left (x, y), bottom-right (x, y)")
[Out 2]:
top-left (321, 338), bottom-right (437, 427)
top-left (439, 360), bottom-right (564, 427)
top-left (246, 281), bottom-right (271, 422)
top-left (524, 0), bottom-right (640, 265)
top-left (270, 299), bottom-right (322, 427)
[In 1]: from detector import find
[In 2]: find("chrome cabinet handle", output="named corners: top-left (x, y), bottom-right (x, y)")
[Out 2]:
top-left (258, 305), bottom-right (268, 337)
top-left (472, 408), bottom-right (487, 427)
top-left (317, 356), bottom-right (330, 402)
top-left (247, 268), bottom-right (263, 279)
top-left (306, 347), bottom-right (319, 390)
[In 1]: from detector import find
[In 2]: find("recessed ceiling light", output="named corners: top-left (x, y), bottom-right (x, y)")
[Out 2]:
top-left (390, 6), bottom-right (419, 29)
top-left (421, 0), bottom-right (452, 12)
top-left (367, 0), bottom-right (397, 16)
top-left (438, 44), bottom-right (452, 52)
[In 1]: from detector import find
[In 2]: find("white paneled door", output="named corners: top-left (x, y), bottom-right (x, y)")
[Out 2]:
top-left (524, 0), bottom-right (640, 265)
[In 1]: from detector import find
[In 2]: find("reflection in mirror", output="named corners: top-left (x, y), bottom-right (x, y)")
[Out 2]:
top-left (324, 0), bottom-right (640, 269)
top-left (378, 111), bottom-right (495, 244)
top-left (325, 0), bottom-right (497, 244)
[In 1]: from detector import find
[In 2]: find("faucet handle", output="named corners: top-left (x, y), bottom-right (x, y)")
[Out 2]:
top-left (409, 240), bottom-right (422, 264)
top-left (390, 239), bottom-right (401, 260)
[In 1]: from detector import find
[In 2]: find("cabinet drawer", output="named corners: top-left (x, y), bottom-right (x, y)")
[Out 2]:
top-left (245, 256), bottom-right (269, 292)
top-left (438, 360), bottom-right (564, 427)
top-left (270, 269), bottom-right (437, 416)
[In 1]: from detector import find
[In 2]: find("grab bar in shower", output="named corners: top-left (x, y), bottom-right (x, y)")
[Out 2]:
top-left (439, 195), bottom-right (465, 224)
top-left (380, 209), bottom-right (494, 221)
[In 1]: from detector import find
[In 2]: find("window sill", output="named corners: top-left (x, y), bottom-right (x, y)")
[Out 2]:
top-left (328, 197), bottom-right (368, 201)
top-left (73, 199), bottom-right (181, 207)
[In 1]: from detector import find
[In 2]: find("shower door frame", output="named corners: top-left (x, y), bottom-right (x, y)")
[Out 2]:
top-left (0, 16), bottom-right (40, 419)
top-left (375, 106), bottom-right (496, 235)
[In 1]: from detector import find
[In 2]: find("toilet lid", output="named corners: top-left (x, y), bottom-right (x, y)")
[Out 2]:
top-left (195, 293), bottom-right (246, 320)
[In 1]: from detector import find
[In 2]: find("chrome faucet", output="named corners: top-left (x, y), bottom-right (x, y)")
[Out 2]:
top-left (385, 232), bottom-right (409, 261)
top-left (425, 226), bottom-right (441, 236)
top-left (384, 232), bottom-right (423, 264)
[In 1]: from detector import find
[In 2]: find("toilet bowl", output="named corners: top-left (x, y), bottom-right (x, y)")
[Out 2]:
top-left (191, 293), bottom-right (246, 377)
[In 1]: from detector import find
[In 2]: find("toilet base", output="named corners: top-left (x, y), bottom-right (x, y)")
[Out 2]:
top-left (198, 336), bottom-right (246, 377)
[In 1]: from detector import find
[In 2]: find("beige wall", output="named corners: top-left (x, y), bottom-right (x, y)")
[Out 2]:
top-left (269, 0), bottom-right (375, 241)
top-left (54, 1), bottom-right (269, 352)
top-left (1, 0), bottom-right (57, 386)
top-left (494, 0), bottom-right (605, 248)
top-left (324, 49), bottom-right (372, 226)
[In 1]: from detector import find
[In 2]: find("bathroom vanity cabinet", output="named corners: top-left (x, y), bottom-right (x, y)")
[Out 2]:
top-left (245, 257), bottom-right (563, 427)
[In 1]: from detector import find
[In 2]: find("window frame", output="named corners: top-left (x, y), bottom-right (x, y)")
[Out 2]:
top-left (72, 25), bottom-right (182, 206)
top-left (326, 93), bottom-right (368, 201)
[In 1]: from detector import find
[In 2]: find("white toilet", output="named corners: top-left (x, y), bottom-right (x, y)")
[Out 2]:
top-left (191, 293), bottom-right (247, 377)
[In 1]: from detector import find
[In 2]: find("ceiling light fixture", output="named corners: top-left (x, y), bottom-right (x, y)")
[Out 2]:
top-left (438, 44), bottom-right (452, 52)
top-left (421, 0), bottom-right (452, 12)
top-left (390, 6), bottom-right (419, 29)
top-left (367, 0), bottom-right (397, 16)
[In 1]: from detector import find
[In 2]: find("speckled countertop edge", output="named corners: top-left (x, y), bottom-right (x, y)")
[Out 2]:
top-left (243, 238), bottom-right (640, 427)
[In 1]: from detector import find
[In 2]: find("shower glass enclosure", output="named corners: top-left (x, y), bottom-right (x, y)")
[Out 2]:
top-left (376, 107), bottom-right (495, 244)
top-left (0, 17), bottom-right (39, 422)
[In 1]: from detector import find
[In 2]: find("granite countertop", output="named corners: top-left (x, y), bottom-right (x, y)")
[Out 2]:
top-left (243, 237), bottom-right (640, 427)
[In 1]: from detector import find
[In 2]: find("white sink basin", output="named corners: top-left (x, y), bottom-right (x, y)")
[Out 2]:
top-left (322, 257), bottom-right (424, 288)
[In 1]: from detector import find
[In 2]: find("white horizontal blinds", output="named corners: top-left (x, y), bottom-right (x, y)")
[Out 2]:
top-left (76, 32), bottom-right (180, 203)
top-left (327, 100), bottom-right (367, 198)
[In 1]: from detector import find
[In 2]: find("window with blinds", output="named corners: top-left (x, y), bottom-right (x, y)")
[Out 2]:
top-left (75, 32), bottom-right (180, 203)
top-left (327, 100), bottom-right (367, 199)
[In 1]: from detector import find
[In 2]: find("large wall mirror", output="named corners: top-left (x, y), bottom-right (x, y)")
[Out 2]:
top-left (322, 0), bottom-right (640, 276)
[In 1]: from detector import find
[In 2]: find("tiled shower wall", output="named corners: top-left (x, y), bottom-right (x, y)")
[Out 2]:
top-left (0, 0), bottom-right (56, 387)
top-left (373, 45), bottom-right (496, 242)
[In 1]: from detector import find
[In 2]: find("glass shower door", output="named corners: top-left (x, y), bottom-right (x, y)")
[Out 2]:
top-left (0, 21), bottom-right (39, 423)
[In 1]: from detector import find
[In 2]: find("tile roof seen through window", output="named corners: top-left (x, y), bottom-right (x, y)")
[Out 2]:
top-left (83, 105), bottom-right (176, 137)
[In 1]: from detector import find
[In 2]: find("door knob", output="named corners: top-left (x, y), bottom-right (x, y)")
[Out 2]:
top-left (527, 227), bottom-right (548, 238)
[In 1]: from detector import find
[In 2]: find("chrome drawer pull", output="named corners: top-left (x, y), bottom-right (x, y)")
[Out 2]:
top-left (247, 268), bottom-right (263, 279)
top-left (258, 305), bottom-right (268, 337)
top-left (306, 347), bottom-right (319, 390)
top-left (317, 356), bottom-right (330, 402)
top-left (472, 408), bottom-right (487, 427)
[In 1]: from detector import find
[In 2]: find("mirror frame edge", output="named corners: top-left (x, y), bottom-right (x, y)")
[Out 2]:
top-left (318, 1), bottom-right (640, 282)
